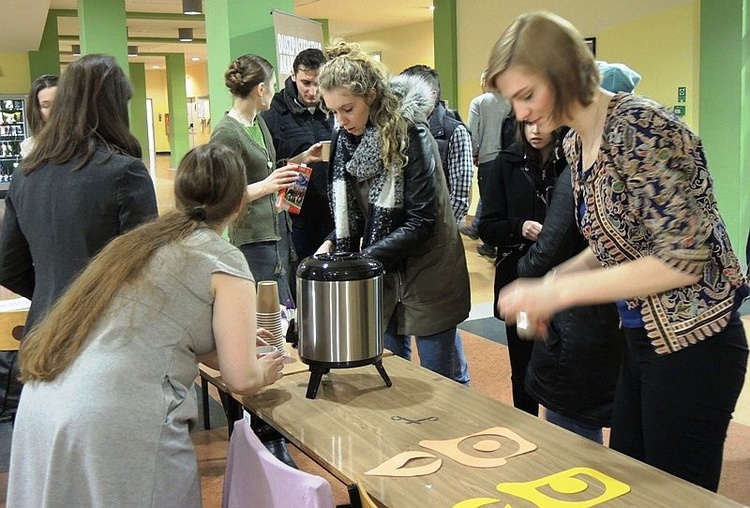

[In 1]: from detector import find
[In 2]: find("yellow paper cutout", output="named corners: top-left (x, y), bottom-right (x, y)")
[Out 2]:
top-left (453, 498), bottom-right (509, 508)
top-left (495, 467), bottom-right (630, 507)
top-left (420, 427), bottom-right (536, 468)
top-left (365, 451), bottom-right (442, 477)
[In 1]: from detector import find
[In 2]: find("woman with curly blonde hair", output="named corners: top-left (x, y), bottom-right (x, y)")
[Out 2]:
top-left (316, 41), bottom-right (470, 380)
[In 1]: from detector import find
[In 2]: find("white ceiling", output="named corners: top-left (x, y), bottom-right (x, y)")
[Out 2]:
top-left (3, 0), bottom-right (434, 69)
top-left (4, 0), bottom-right (691, 70)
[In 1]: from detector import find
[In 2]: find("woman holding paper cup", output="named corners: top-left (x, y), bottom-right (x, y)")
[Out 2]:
top-left (489, 12), bottom-right (747, 491)
top-left (7, 143), bottom-right (284, 507)
top-left (210, 54), bottom-right (323, 304)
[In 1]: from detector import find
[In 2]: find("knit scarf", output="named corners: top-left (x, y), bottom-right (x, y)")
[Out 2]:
top-left (331, 126), bottom-right (404, 252)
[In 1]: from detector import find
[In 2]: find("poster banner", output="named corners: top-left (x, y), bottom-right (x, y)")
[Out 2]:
top-left (272, 10), bottom-right (324, 88)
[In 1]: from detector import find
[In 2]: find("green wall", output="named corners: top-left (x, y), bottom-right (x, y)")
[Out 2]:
top-left (28, 11), bottom-right (61, 80)
top-left (77, 0), bottom-right (129, 73)
top-left (699, 0), bottom-right (747, 258)
top-left (433, 0), bottom-right (457, 110)
top-left (205, 0), bottom-right (294, 125)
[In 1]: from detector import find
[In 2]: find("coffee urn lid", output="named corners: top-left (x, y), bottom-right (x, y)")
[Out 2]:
top-left (297, 252), bottom-right (383, 281)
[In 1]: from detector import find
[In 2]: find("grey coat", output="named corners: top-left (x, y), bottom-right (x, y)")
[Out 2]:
top-left (0, 148), bottom-right (158, 329)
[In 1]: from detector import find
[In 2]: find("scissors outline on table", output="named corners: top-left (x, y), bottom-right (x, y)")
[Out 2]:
top-left (391, 415), bottom-right (439, 425)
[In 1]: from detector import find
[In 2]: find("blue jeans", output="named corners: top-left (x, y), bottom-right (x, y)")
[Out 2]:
top-left (452, 331), bottom-right (470, 385)
top-left (384, 314), bottom-right (456, 380)
top-left (545, 408), bottom-right (604, 444)
top-left (470, 199), bottom-right (483, 231)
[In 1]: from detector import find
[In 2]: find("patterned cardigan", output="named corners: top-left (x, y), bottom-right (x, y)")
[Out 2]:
top-left (565, 93), bottom-right (747, 355)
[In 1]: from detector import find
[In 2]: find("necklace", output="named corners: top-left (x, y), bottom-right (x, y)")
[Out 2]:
top-left (229, 107), bottom-right (255, 127)
top-left (230, 108), bottom-right (273, 170)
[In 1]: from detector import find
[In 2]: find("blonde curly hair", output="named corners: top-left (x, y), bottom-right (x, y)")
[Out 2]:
top-left (319, 40), bottom-right (408, 172)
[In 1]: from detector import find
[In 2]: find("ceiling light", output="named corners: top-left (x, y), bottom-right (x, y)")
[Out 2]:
top-left (191, 56), bottom-right (200, 61)
top-left (128, 46), bottom-right (138, 57)
top-left (153, 65), bottom-right (161, 69)
top-left (72, 44), bottom-right (80, 56)
top-left (429, 4), bottom-right (435, 11)
top-left (179, 28), bottom-right (194, 42)
top-left (182, 0), bottom-right (202, 15)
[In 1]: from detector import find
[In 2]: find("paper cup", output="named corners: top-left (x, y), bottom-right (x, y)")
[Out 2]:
top-left (256, 280), bottom-right (280, 313)
top-left (320, 140), bottom-right (331, 162)
top-left (256, 345), bottom-right (278, 356)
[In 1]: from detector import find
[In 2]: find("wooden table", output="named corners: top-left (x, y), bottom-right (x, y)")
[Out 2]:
top-left (223, 355), bottom-right (742, 507)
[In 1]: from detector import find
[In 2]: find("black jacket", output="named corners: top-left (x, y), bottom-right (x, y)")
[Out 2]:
top-left (0, 148), bottom-right (157, 331)
top-left (478, 143), bottom-right (562, 307)
top-left (261, 77), bottom-right (334, 236)
top-left (326, 75), bottom-right (470, 336)
top-left (518, 167), bottom-right (624, 427)
top-left (428, 101), bottom-right (462, 188)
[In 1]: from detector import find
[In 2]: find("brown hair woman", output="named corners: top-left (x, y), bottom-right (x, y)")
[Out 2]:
top-left (7, 143), bottom-right (284, 507)
top-left (20, 74), bottom-right (58, 158)
top-left (210, 53), bottom-right (322, 305)
top-left (491, 12), bottom-right (748, 491)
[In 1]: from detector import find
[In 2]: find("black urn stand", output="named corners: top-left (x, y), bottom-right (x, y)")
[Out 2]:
top-left (305, 358), bottom-right (393, 399)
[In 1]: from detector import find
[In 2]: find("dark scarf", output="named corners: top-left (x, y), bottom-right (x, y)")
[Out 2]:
top-left (330, 126), bottom-right (404, 252)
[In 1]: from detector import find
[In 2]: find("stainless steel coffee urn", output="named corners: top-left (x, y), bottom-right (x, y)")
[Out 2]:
top-left (296, 252), bottom-right (392, 399)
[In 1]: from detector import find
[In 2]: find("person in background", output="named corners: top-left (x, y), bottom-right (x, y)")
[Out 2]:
top-left (479, 116), bottom-right (567, 415)
top-left (0, 54), bottom-right (157, 424)
top-left (492, 12), bottom-right (747, 491)
top-left (262, 48), bottom-right (335, 261)
top-left (0, 54), bottom-right (158, 332)
top-left (210, 54), bottom-right (321, 305)
top-left (400, 65), bottom-right (474, 229)
top-left (461, 70), bottom-right (512, 258)
top-left (317, 41), bottom-right (471, 380)
top-left (6, 143), bottom-right (285, 507)
top-left (517, 61), bottom-right (640, 443)
top-left (399, 64), bottom-right (473, 385)
top-left (20, 74), bottom-right (58, 158)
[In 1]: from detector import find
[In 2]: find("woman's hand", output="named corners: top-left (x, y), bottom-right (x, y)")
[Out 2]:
top-left (315, 240), bottom-right (334, 255)
top-left (290, 142), bottom-right (323, 165)
top-left (246, 165), bottom-right (300, 201)
top-left (522, 220), bottom-right (543, 241)
top-left (497, 275), bottom-right (559, 339)
top-left (256, 328), bottom-right (273, 346)
top-left (259, 351), bottom-right (284, 386)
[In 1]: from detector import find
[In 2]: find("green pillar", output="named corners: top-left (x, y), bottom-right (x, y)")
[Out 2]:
top-left (77, 0), bottom-right (128, 74)
top-left (204, 0), bottom-right (294, 125)
top-left (699, 0), bottom-right (747, 259)
top-left (433, 0), bottom-right (458, 110)
top-left (128, 63), bottom-right (148, 160)
top-left (166, 53), bottom-right (189, 167)
top-left (28, 10), bottom-right (61, 80)
top-left (313, 19), bottom-right (330, 44)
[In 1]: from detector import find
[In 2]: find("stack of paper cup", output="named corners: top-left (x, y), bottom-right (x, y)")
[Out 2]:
top-left (256, 281), bottom-right (285, 354)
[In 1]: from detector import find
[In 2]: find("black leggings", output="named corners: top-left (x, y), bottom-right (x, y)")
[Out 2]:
top-left (610, 313), bottom-right (748, 491)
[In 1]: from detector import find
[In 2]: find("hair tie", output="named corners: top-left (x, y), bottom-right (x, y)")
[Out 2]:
top-left (191, 206), bottom-right (206, 221)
